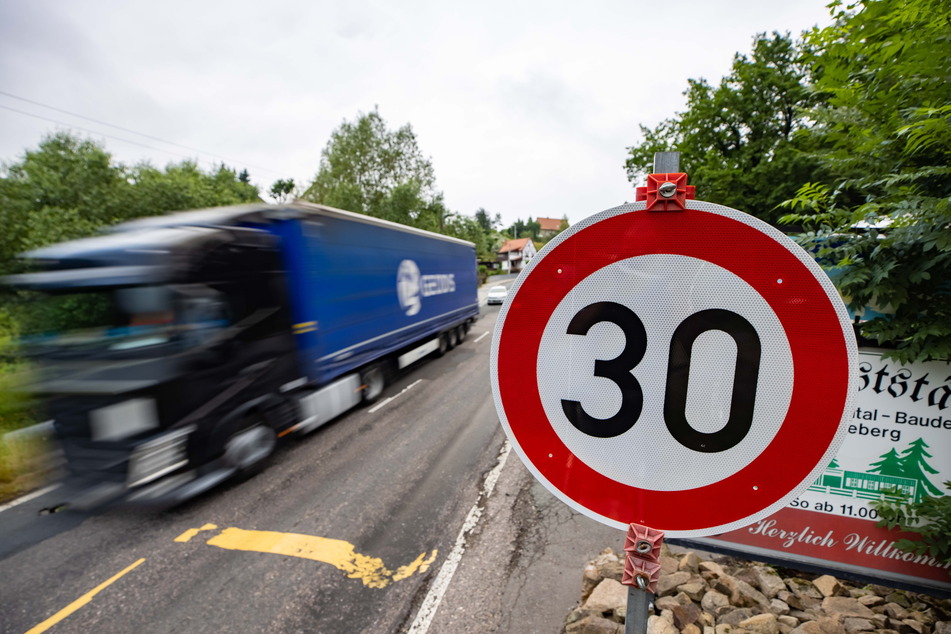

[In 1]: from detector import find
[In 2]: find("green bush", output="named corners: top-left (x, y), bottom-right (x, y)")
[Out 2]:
top-left (477, 265), bottom-right (488, 285)
top-left (873, 482), bottom-right (951, 569)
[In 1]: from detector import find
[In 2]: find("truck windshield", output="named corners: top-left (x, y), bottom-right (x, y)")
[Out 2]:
top-left (19, 286), bottom-right (178, 352)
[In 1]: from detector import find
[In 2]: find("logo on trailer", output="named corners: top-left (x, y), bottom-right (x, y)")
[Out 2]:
top-left (397, 259), bottom-right (456, 316)
top-left (397, 260), bottom-right (422, 316)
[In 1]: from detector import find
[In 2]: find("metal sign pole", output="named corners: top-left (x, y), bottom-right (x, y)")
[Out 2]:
top-left (625, 579), bottom-right (652, 634)
top-left (653, 151), bottom-right (680, 175)
top-left (624, 153), bottom-right (676, 634)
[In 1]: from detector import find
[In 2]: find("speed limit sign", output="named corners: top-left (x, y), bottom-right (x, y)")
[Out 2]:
top-left (489, 200), bottom-right (858, 537)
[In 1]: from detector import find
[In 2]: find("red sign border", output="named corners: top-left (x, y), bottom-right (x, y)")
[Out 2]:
top-left (493, 202), bottom-right (855, 536)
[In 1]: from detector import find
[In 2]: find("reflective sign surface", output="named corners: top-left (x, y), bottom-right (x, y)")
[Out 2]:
top-left (490, 200), bottom-right (858, 537)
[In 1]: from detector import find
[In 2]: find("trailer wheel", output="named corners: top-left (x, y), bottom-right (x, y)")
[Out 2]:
top-left (361, 364), bottom-right (386, 404)
top-left (434, 333), bottom-right (450, 357)
top-left (225, 416), bottom-right (276, 474)
top-left (456, 325), bottom-right (466, 343)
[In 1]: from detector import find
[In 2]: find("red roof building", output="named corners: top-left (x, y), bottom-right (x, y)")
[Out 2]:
top-left (497, 238), bottom-right (538, 273)
top-left (538, 217), bottom-right (563, 237)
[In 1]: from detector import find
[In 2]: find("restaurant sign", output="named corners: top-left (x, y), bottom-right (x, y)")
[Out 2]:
top-left (672, 349), bottom-right (951, 597)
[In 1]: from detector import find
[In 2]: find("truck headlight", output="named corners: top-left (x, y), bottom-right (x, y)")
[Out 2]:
top-left (127, 426), bottom-right (194, 488)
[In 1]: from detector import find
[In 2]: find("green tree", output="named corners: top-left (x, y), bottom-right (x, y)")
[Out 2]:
top-left (474, 207), bottom-right (501, 234)
top-left (507, 218), bottom-right (526, 240)
top-left (443, 212), bottom-right (488, 257)
top-left (780, 0), bottom-right (951, 363)
top-left (526, 218), bottom-right (541, 241)
top-left (302, 108), bottom-right (439, 229)
top-left (507, 217), bottom-right (541, 240)
top-left (124, 160), bottom-right (259, 220)
top-left (208, 164), bottom-right (260, 203)
top-left (625, 32), bottom-right (821, 224)
top-left (0, 133), bottom-right (261, 274)
top-left (269, 178), bottom-right (296, 203)
top-left (0, 133), bottom-right (128, 271)
top-left (485, 230), bottom-right (508, 258)
top-left (1, 132), bottom-right (129, 224)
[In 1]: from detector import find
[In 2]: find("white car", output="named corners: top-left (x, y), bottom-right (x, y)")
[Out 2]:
top-left (486, 285), bottom-right (508, 305)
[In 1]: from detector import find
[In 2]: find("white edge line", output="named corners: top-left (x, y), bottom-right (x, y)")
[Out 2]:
top-left (0, 483), bottom-right (60, 513)
top-left (368, 379), bottom-right (423, 414)
top-left (408, 440), bottom-right (511, 634)
top-left (367, 397), bottom-right (394, 414)
top-left (473, 332), bottom-right (490, 344)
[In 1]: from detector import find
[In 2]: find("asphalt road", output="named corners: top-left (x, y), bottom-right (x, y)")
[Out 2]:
top-left (0, 284), bottom-right (621, 634)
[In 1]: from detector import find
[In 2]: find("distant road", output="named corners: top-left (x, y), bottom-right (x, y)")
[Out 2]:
top-left (478, 273), bottom-right (518, 306)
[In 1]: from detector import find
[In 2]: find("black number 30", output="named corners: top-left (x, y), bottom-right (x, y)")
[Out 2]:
top-left (560, 302), bottom-right (761, 453)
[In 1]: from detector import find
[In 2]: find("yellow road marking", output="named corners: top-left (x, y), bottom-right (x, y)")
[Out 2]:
top-left (392, 550), bottom-right (439, 582)
top-left (174, 523), bottom-right (219, 543)
top-left (181, 526), bottom-right (436, 589)
top-left (25, 558), bottom-right (146, 634)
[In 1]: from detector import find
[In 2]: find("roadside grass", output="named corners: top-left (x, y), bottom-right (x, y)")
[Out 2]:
top-left (0, 324), bottom-right (52, 504)
top-left (0, 433), bottom-right (54, 504)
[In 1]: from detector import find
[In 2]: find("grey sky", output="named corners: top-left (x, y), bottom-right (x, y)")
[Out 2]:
top-left (0, 0), bottom-right (832, 228)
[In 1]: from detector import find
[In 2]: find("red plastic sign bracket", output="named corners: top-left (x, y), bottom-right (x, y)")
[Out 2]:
top-left (622, 522), bottom-right (665, 593)
top-left (635, 172), bottom-right (695, 211)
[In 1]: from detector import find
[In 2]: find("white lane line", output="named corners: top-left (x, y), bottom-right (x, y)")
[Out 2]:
top-left (0, 484), bottom-right (60, 514)
top-left (408, 440), bottom-right (511, 634)
top-left (368, 379), bottom-right (423, 414)
top-left (473, 331), bottom-right (490, 344)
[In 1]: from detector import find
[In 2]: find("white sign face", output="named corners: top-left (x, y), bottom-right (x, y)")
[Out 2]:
top-left (491, 200), bottom-right (859, 537)
top-left (536, 254), bottom-right (794, 491)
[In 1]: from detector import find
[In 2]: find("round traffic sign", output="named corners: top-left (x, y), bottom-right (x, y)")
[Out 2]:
top-left (490, 200), bottom-right (857, 537)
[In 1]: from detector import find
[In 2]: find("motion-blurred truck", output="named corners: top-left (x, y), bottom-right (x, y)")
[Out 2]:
top-left (7, 202), bottom-right (479, 508)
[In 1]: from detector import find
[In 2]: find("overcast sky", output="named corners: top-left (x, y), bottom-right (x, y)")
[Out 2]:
top-left (0, 0), bottom-right (833, 228)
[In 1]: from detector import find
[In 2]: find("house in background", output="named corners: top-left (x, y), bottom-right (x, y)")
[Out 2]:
top-left (497, 238), bottom-right (537, 273)
top-left (538, 217), bottom-right (563, 238)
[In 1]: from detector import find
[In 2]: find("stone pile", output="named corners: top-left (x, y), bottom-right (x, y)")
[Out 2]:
top-left (565, 547), bottom-right (951, 634)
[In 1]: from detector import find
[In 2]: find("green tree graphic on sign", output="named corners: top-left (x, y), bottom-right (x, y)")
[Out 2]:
top-left (868, 448), bottom-right (904, 478)
top-left (898, 438), bottom-right (943, 502)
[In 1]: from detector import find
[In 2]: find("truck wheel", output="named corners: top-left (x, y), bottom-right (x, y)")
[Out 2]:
top-left (225, 416), bottom-right (276, 474)
top-left (361, 364), bottom-right (386, 404)
top-left (456, 325), bottom-right (466, 343)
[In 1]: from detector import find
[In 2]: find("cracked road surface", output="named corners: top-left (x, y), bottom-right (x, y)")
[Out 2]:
top-left (424, 447), bottom-right (619, 633)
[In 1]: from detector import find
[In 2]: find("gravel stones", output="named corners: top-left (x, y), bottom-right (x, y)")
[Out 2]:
top-left (565, 547), bottom-right (950, 634)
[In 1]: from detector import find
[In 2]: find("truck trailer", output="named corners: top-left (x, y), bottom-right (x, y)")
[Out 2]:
top-left (7, 202), bottom-right (480, 508)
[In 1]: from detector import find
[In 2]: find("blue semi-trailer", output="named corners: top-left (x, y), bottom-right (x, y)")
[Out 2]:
top-left (7, 202), bottom-right (480, 508)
